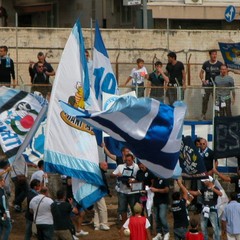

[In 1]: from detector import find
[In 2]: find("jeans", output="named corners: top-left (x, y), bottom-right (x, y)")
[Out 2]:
top-left (154, 204), bottom-right (169, 235)
top-left (202, 87), bottom-right (213, 115)
top-left (167, 87), bottom-right (184, 106)
top-left (201, 211), bottom-right (220, 240)
top-left (36, 224), bottom-right (54, 240)
top-left (174, 227), bottom-right (187, 240)
top-left (118, 192), bottom-right (136, 214)
top-left (25, 219), bottom-right (33, 240)
top-left (0, 217), bottom-right (12, 240)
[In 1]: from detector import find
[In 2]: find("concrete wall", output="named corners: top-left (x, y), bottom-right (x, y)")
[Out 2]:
top-left (1, 27), bottom-right (240, 85)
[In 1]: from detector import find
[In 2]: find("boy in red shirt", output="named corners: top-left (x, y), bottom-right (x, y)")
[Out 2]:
top-left (120, 202), bottom-right (151, 240)
top-left (186, 218), bottom-right (204, 240)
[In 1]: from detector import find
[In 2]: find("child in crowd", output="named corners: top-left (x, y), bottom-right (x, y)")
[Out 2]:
top-left (120, 202), bottom-right (151, 240)
top-left (185, 218), bottom-right (204, 240)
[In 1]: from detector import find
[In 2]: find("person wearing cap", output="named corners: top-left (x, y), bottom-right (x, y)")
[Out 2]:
top-left (190, 176), bottom-right (222, 240)
top-left (213, 163), bottom-right (240, 203)
top-left (120, 202), bottom-right (151, 240)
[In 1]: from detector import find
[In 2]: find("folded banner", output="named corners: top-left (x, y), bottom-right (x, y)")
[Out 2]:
top-left (44, 20), bottom-right (106, 209)
top-left (219, 42), bottom-right (240, 69)
top-left (60, 96), bottom-right (187, 178)
top-left (179, 136), bottom-right (207, 179)
top-left (214, 115), bottom-right (240, 158)
top-left (93, 21), bottom-right (118, 107)
top-left (0, 86), bottom-right (47, 157)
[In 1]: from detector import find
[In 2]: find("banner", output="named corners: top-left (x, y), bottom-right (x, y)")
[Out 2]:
top-left (179, 136), bottom-right (207, 179)
top-left (214, 116), bottom-right (240, 158)
top-left (0, 86), bottom-right (47, 157)
top-left (60, 97), bottom-right (187, 178)
top-left (44, 20), bottom-right (106, 208)
top-left (219, 42), bottom-right (240, 69)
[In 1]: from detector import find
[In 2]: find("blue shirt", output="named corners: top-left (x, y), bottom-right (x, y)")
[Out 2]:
top-left (222, 200), bottom-right (240, 234)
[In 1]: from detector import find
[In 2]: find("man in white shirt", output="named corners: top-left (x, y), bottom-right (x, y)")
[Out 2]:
top-left (111, 153), bottom-right (139, 223)
top-left (29, 187), bottom-right (54, 239)
top-left (30, 160), bottom-right (48, 186)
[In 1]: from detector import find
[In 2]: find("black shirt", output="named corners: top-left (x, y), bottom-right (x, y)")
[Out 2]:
top-left (25, 189), bottom-right (38, 221)
top-left (166, 61), bottom-right (184, 86)
top-left (200, 185), bottom-right (219, 207)
top-left (200, 148), bottom-right (216, 172)
top-left (51, 201), bottom-right (72, 230)
top-left (202, 60), bottom-right (222, 85)
top-left (136, 169), bottom-right (155, 188)
top-left (171, 198), bottom-right (189, 228)
top-left (148, 71), bottom-right (165, 98)
top-left (0, 57), bottom-right (15, 83)
top-left (153, 178), bottom-right (169, 206)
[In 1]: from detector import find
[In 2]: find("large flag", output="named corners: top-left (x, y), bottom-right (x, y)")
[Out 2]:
top-left (0, 86), bottom-right (47, 158)
top-left (179, 136), bottom-right (207, 179)
top-left (214, 115), bottom-right (240, 158)
top-left (219, 42), bottom-right (240, 69)
top-left (44, 20), bottom-right (106, 208)
top-left (60, 97), bottom-right (187, 178)
top-left (93, 21), bottom-right (118, 107)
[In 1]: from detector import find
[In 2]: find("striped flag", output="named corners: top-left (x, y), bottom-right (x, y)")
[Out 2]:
top-left (60, 96), bottom-right (187, 178)
top-left (44, 20), bottom-right (106, 208)
top-left (0, 86), bottom-right (47, 158)
top-left (93, 21), bottom-right (118, 107)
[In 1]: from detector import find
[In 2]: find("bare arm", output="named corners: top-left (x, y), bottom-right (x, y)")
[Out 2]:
top-left (176, 179), bottom-right (189, 201)
top-left (146, 228), bottom-right (151, 240)
top-left (124, 76), bottom-right (132, 86)
top-left (101, 143), bottom-right (117, 161)
top-left (213, 168), bottom-right (231, 182)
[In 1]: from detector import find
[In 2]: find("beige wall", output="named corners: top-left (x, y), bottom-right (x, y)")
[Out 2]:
top-left (1, 27), bottom-right (240, 86)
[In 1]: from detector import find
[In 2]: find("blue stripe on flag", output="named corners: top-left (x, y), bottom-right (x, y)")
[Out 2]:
top-left (94, 21), bottom-right (108, 58)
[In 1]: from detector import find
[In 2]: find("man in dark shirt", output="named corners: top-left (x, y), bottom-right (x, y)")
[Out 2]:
top-left (190, 176), bottom-right (222, 240)
top-left (199, 49), bottom-right (223, 120)
top-left (171, 179), bottom-right (190, 240)
top-left (147, 61), bottom-right (169, 102)
top-left (166, 51), bottom-right (186, 105)
top-left (0, 46), bottom-right (15, 86)
top-left (151, 178), bottom-right (170, 240)
top-left (199, 138), bottom-right (218, 176)
top-left (25, 179), bottom-right (41, 240)
top-left (51, 189), bottom-right (77, 240)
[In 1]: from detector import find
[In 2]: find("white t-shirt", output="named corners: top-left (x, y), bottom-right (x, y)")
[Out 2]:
top-left (130, 67), bottom-right (148, 85)
top-left (113, 163), bottom-right (139, 194)
top-left (29, 194), bottom-right (54, 225)
top-left (30, 170), bottom-right (44, 183)
top-left (123, 216), bottom-right (151, 229)
top-left (11, 155), bottom-right (28, 178)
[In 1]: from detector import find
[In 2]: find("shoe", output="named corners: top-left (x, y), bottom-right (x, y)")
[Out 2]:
top-left (100, 224), bottom-right (110, 231)
top-left (94, 227), bottom-right (100, 230)
top-left (75, 230), bottom-right (89, 236)
top-left (81, 220), bottom-right (92, 226)
top-left (152, 233), bottom-right (162, 240)
top-left (72, 235), bottom-right (79, 240)
top-left (163, 232), bottom-right (170, 240)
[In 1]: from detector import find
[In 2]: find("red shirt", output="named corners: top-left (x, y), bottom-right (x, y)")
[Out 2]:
top-left (129, 216), bottom-right (147, 240)
top-left (186, 231), bottom-right (204, 240)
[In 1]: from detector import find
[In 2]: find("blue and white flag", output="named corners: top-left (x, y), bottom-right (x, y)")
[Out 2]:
top-left (60, 96), bottom-right (187, 178)
top-left (93, 21), bottom-right (118, 107)
top-left (219, 42), bottom-right (240, 69)
top-left (44, 20), bottom-right (106, 209)
top-left (0, 86), bottom-right (47, 158)
top-left (179, 136), bottom-right (207, 179)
